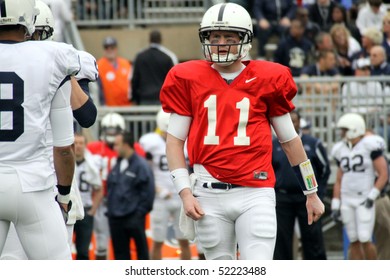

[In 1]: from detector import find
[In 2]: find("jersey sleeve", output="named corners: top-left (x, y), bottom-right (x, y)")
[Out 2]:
top-left (365, 135), bottom-right (386, 160)
top-left (160, 66), bottom-right (192, 116)
top-left (55, 43), bottom-right (81, 76)
top-left (265, 66), bottom-right (296, 117)
top-left (76, 50), bottom-right (98, 82)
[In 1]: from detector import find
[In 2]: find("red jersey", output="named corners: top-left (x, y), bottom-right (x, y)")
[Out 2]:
top-left (87, 140), bottom-right (145, 194)
top-left (87, 141), bottom-right (118, 193)
top-left (160, 60), bottom-right (296, 187)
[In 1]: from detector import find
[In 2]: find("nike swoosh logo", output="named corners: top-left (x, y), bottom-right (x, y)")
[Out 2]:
top-left (245, 77), bottom-right (257, 83)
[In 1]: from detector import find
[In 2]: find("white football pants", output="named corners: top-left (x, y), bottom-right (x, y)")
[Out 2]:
top-left (193, 181), bottom-right (276, 260)
top-left (0, 167), bottom-right (71, 259)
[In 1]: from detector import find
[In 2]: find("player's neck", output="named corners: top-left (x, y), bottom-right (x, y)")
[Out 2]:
top-left (212, 60), bottom-right (244, 73)
top-left (0, 32), bottom-right (25, 42)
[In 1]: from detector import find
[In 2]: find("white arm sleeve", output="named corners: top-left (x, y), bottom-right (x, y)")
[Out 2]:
top-left (270, 113), bottom-right (298, 143)
top-left (167, 113), bottom-right (192, 141)
top-left (50, 80), bottom-right (74, 147)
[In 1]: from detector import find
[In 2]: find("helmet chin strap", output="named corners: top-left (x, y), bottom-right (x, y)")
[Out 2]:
top-left (204, 39), bottom-right (251, 65)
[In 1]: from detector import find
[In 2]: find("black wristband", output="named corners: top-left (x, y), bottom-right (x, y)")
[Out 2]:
top-left (57, 184), bottom-right (71, 195)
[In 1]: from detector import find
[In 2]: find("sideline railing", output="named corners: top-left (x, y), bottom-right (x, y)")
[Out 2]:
top-left (72, 0), bottom-right (212, 28)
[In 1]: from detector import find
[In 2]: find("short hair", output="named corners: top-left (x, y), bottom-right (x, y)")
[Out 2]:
top-left (290, 110), bottom-right (301, 121)
top-left (150, 30), bottom-right (162, 44)
top-left (317, 49), bottom-right (335, 60)
top-left (74, 132), bottom-right (85, 139)
top-left (362, 27), bottom-right (383, 45)
top-left (121, 131), bottom-right (134, 148)
top-left (368, 0), bottom-right (382, 7)
top-left (314, 32), bottom-right (332, 47)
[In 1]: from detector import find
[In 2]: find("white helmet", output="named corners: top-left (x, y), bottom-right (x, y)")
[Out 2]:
top-left (336, 113), bottom-right (366, 140)
top-left (100, 113), bottom-right (125, 144)
top-left (0, 0), bottom-right (39, 36)
top-left (156, 109), bottom-right (170, 132)
top-left (33, 0), bottom-right (54, 40)
top-left (199, 3), bottom-right (253, 65)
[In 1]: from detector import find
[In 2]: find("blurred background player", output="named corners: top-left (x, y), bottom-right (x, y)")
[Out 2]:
top-left (87, 112), bottom-right (125, 259)
top-left (73, 133), bottom-right (103, 260)
top-left (87, 112), bottom-right (145, 259)
top-left (139, 109), bottom-right (191, 260)
top-left (331, 113), bottom-right (388, 259)
top-left (0, 0), bottom-right (78, 259)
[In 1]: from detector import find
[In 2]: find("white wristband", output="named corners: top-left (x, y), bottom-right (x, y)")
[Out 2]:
top-left (170, 168), bottom-right (191, 194)
top-left (331, 198), bottom-right (341, 210)
top-left (303, 188), bottom-right (318, 195)
top-left (368, 188), bottom-right (380, 201)
top-left (57, 194), bottom-right (71, 204)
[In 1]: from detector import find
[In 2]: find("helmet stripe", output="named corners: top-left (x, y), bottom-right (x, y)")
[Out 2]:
top-left (0, 0), bottom-right (6, 17)
top-left (217, 3), bottom-right (227, 21)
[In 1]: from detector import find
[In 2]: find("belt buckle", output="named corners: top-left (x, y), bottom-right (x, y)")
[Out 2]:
top-left (226, 183), bottom-right (232, 190)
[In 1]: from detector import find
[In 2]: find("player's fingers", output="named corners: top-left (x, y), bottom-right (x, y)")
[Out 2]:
top-left (307, 210), bottom-right (314, 225)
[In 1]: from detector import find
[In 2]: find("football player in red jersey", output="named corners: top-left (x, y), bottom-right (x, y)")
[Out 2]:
top-left (160, 3), bottom-right (325, 260)
top-left (87, 112), bottom-right (145, 259)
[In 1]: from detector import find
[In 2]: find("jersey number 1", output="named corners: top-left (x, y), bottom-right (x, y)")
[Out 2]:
top-left (0, 72), bottom-right (24, 142)
top-left (204, 95), bottom-right (250, 146)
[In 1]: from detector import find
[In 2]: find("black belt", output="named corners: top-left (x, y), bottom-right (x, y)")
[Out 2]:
top-left (203, 182), bottom-right (242, 190)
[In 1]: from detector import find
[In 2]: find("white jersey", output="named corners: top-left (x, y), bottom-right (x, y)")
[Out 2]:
top-left (76, 151), bottom-right (102, 208)
top-left (75, 50), bottom-right (98, 82)
top-left (139, 132), bottom-right (175, 197)
top-left (332, 135), bottom-right (386, 195)
top-left (0, 40), bottom-right (79, 192)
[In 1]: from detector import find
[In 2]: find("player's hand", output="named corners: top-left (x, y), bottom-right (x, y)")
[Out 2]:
top-left (306, 193), bottom-right (325, 225)
top-left (331, 198), bottom-right (341, 222)
top-left (56, 196), bottom-right (72, 224)
top-left (363, 188), bottom-right (380, 209)
top-left (180, 189), bottom-right (204, 221)
top-left (331, 209), bottom-right (341, 223)
top-left (364, 198), bottom-right (374, 209)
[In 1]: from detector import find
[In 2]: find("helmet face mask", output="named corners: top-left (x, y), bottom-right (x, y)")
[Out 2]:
top-left (32, 0), bottom-right (54, 41)
top-left (100, 113), bottom-right (126, 146)
top-left (33, 25), bottom-right (54, 40)
top-left (0, 0), bottom-right (39, 37)
top-left (199, 3), bottom-right (253, 65)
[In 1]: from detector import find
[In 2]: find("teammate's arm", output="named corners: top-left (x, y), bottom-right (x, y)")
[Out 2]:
top-left (365, 155), bottom-right (390, 208)
top-left (331, 167), bottom-right (343, 221)
top-left (373, 156), bottom-right (389, 192)
top-left (51, 79), bottom-right (75, 212)
top-left (70, 77), bottom-right (97, 128)
top-left (88, 185), bottom-right (104, 216)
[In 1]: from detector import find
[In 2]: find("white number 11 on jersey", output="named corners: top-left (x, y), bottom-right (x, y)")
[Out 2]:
top-left (204, 95), bottom-right (250, 146)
